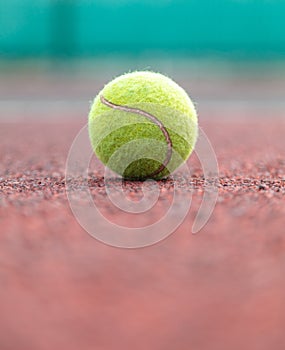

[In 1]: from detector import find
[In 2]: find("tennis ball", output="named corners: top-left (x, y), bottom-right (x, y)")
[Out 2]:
top-left (88, 71), bottom-right (198, 180)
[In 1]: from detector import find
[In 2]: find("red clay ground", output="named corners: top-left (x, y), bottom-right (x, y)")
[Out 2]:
top-left (0, 118), bottom-right (285, 350)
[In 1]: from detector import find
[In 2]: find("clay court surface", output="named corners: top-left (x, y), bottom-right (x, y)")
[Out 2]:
top-left (1, 71), bottom-right (285, 349)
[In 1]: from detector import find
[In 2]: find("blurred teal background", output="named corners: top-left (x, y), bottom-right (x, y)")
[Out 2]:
top-left (1, 0), bottom-right (285, 60)
top-left (0, 0), bottom-right (284, 123)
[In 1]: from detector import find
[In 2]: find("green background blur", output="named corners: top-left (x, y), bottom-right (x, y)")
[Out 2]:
top-left (1, 0), bottom-right (284, 124)
top-left (1, 0), bottom-right (285, 60)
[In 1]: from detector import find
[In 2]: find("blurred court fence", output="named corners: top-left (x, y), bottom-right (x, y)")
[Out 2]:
top-left (0, 0), bottom-right (285, 59)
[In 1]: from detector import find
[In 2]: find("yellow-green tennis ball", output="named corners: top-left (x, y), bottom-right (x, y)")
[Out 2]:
top-left (88, 71), bottom-right (198, 180)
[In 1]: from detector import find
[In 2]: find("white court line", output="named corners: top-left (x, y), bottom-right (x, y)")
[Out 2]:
top-left (0, 98), bottom-right (284, 122)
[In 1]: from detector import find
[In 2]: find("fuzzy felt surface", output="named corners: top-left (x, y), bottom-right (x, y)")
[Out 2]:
top-left (88, 71), bottom-right (198, 179)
